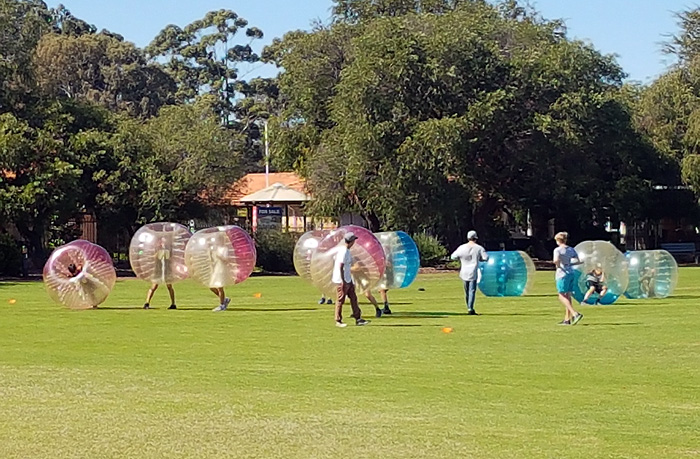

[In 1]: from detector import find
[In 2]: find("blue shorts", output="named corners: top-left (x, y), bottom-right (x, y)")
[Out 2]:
top-left (556, 274), bottom-right (576, 294)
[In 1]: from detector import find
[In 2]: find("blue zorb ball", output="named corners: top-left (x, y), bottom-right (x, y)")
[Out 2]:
top-left (375, 231), bottom-right (420, 289)
top-left (478, 251), bottom-right (535, 297)
top-left (624, 250), bottom-right (678, 299)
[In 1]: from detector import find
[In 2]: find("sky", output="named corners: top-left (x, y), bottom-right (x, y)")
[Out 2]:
top-left (45, 0), bottom-right (695, 83)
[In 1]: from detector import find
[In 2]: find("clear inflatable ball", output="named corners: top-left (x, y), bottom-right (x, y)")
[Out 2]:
top-left (310, 225), bottom-right (386, 295)
top-left (185, 226), bottom-right (256, 288)
top-left (478, 251), bottom-right (535, 297)
top-left (625, 250), bottom-right (678, 299)
top-left (43, 240), bottom-right (116, 309)
top-left (573, 240), bottom-right (629, 305)
top-left (375, 231), bottom-right (420, 290)
top-left (129, 222), bottom-right (191, 285)
top-left (293, 230), bottom-right (330, 282)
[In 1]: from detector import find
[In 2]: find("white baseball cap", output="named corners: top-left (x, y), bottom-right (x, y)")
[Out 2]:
top-left (468, 230), bottom-right (478, 240)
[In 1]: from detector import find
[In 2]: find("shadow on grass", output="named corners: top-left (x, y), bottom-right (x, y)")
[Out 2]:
top-left (388, 311), bottom-right (468, 318)
top-left (95, 307), bottom-right (149, 311)
top-left (579, 323), bottom-right (642, 327)
top-left (664, 295), bottom-right (700, 300)
top-left (482, 312), bottom-right (552, 317)
top-left (375, 323), bottom-right (444, 328)
top-left (172, 307), bottom-right (320, 312)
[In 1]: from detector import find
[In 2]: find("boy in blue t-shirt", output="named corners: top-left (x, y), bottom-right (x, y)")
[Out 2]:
top-left (553, 232), bottom-right (583, 325)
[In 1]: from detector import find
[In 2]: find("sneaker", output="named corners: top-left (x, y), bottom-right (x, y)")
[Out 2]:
top-left (382, 306), bottom-right (392, 315)
top-left (212, 304), bottom-right (225, 312)
top-left (326, 299), bottom-right (334, 305)
top-left (558, 320), bottom-right (571, 326)
top-left (168, 304), bottom-right (177, 310)
top-left (572, 313), bottom-right (584, 325)
top-left (467, 309), bottom-right (478, 316)
top-left (143, 303), bottom-right (150, 310)
top-left (318, 297), bottom-right (326, 305)
top-left (356, 318), bottom-right (370, 326)
top-left (336, 321), bottom-right (347, 328)
top-left (223, 297), bottom-right (231, 308)
top-left (375, 308), bottom-right (383, 318)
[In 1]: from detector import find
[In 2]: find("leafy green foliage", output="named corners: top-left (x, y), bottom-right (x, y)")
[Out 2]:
top-left (254, 229), bottom-right (297, 273)
top-left (413, 232), bottom-right (447, 267)
top-left (271, 2), bottom-right (664, 240)
top-left (0, 232), bottom-right (21, 275)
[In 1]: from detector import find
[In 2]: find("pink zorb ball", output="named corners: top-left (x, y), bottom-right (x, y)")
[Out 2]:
top-left (185, 226), bottom-right (256, 288)
top-left (310, 225), bottom-right (386, 294)
top-left (129, 222), bottom-right (191, 285)
top-left (43, 240), bottom-right (117, 309)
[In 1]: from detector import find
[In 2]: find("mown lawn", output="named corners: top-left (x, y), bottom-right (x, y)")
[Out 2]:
top-left (0, 269), bottom-right (698, 458)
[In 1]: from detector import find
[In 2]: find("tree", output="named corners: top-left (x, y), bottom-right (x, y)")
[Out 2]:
top-left (270, 1), bottom-right (663, 246)
top-left (0, 0), bottom-right (54, 112)
top-left (34, 32), bottom-right (176, 117)
top-left (146, 9), bottom-right (263, 118)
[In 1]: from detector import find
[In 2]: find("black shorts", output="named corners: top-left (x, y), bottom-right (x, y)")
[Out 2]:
top-left (586, 281), bottom-right (604, 293)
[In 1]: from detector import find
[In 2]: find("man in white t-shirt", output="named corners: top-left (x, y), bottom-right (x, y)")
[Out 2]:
top-left (450, 230), bottom-right (489, 315)
top-left (332, 232), bottom-right (370, 328)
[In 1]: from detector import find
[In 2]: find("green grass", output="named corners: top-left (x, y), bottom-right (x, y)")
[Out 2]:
top-left (0, 269), bottom-right (699, 458)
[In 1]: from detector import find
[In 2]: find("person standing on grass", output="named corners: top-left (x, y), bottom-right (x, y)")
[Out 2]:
top-left (144, 237), bottom-right (177, 310)
top-left (450, 230), bottom-right (488, 315)
top-left (553, 232), bottom-right (583, 325)
top-left (333, 232), bottom-right (370, 328)
top-left (366, 289), bottom-right (392, 318)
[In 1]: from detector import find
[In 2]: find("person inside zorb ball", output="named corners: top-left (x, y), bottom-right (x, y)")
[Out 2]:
top-left (43, 240), bottom-right (116, 309)
top-left (185, 226), bottom-right (256, 312)
top-left (130, 222), bottom-right (191, 310)
top-left (572, 240), bottom-right (629, 305)
top-left (310, 225), bottom-right (386, 300)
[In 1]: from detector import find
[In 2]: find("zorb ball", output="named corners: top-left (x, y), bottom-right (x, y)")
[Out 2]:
top-left (625, 250), bottom-right (678, 299)
top-left (310, 225), bottom-right (386, 295)
top-left (478, 251), bottom-right (535, 297)
top-left (129, 222), bottom-right (191, 285)
top-left (185, 226), bottom-right (256, 288)
top-left (572, 241), bottom-right (629, 305)
top-left (293, 230), bottom-right (330, 282)
top-left (375, 231), bottom-right (420, 290)
top-left (43, 240), bottom-right (117, 309)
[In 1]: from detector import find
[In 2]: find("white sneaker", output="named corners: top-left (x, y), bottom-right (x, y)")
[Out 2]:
top-left (212, 304), bottom-right (225, 312)
top-left (335, 321), bottom-right (347, 328)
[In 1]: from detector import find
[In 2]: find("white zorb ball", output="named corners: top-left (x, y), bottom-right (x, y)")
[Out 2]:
top-left (293, 230), bottom-right (330, 282)
top-left (573, 240), bottom-right (629, 305)
top-left (129, 222), bottom-right (191, 285)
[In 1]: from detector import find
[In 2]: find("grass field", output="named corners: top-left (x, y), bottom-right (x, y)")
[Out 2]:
top-left (0, 269), bottom-right (699, 459)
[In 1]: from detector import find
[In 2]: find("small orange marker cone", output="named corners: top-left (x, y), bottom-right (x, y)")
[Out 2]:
top-left (442, 327), bottom-right (453, 334)
top-left (253, 293), bottom-right (262, 298)
top-left (8, 299), bottom-right (16, 304)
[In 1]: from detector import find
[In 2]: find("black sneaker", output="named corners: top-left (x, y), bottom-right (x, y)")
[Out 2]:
top-left (375, 308), bottom-right (383, 318)
top-left (572, 313), bottom-right (583, 325)
top-left (382, 305), bottom-right (392, 315)
top-left (318, 297), bottom-right (326, 305)
top-left (326, 299), bottom-right (334, 304)
top-left (356, 319), bottom-right (370, 326)
top-left (558, 320), bottom-right (571, 326)
top-left (168, 304), bottom-right (177, 310)
top-left (143, 303), bottom-right (150, 310)
top-left (467, 309), bottom-right (478, 316)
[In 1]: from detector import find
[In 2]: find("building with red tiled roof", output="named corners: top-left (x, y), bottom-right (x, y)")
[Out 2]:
top-left (222, 172), bottom-right (306, 206)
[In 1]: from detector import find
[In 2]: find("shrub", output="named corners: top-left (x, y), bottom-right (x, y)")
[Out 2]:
top-left (413, 232), bottom-right (447, 267)
top-left (0, 234), bottom-right (21, 276)
top-left (254, 229), bottom-right (297, 273)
